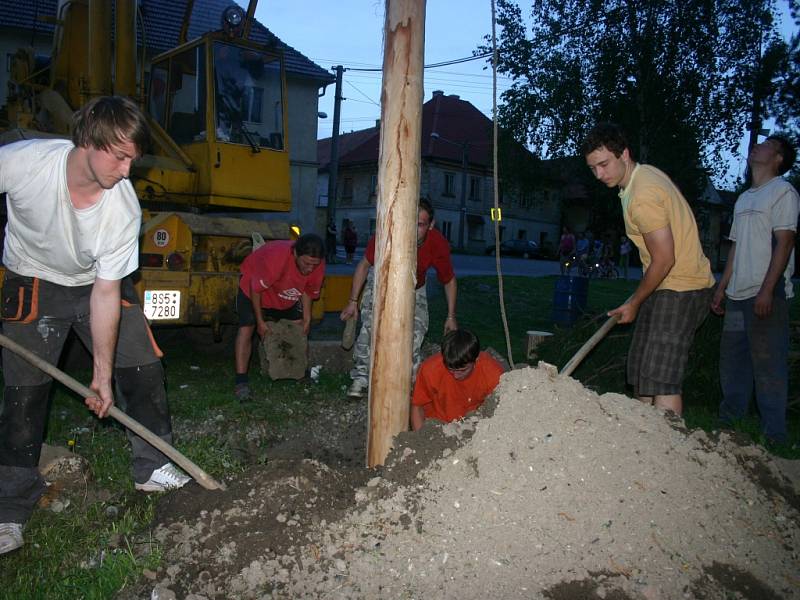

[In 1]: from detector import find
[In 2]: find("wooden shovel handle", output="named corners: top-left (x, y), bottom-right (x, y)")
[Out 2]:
top-left (0, 333), bottom-right (226, 491)
top-left (560, 294), bottom-right (633, 377)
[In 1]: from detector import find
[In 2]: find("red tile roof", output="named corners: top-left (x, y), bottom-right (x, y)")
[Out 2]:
top-left (318, 92), bottom-right (495, 169)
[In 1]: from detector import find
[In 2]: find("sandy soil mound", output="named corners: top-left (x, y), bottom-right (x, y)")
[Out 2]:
top-left (138, 365), bottom-right (800, 600)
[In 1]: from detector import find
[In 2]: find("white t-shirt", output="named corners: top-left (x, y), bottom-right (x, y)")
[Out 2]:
top-left (726, 176), bottom-right (799, 300)
top-left (0, 139), bottom-right (141, 286)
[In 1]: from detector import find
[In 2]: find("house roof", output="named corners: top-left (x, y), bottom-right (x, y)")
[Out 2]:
top-left (0, 1), bottom-right (57, 34)
top-left (317, 125), bottom-right (380, 167)
top-left (0, 0), bottom-right (332, 84)
top-left (318, 91), bottom-right (496, 170)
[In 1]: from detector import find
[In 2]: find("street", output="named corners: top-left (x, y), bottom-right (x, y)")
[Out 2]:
top-left (326, 247), bottom-right (642, 280)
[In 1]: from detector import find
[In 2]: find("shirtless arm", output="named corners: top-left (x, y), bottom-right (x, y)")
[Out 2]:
top-left (340, 257), bottom-right (371, 321)
top-left (87, 277), bottom-right (121, 418)
top-left (608, 226), bottom-right (675, 324)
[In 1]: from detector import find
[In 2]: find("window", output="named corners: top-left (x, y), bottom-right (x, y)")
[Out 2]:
top-left (369, 219), bottom-right (376, 236)
top-left (157, 45), bottom-right (207, 144)
top-left (469, 176), bottom-right (481, 201)
top-left (444, 172), bottom-right (456, 197)
top-left (370, 174), bottom-right (378, 195)
top-left (441, 221), bottom-right (453, 241)
top-left (341, 177), bottom-right (354, 199)
top-left (517, 230), bottom-right (527, 240)
top-left (213, 42), bottom-right (285, 149)
top-left (241, 86), bottom-right (263, 123)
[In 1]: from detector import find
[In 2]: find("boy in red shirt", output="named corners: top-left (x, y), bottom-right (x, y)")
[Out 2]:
top-left (411, 329), bottom-right (504, 430)
top-left (234, 234), bottom-right (325, 400)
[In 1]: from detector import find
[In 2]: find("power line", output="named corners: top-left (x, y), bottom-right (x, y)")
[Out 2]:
top-left (344, 51), bottom-right (493, 72)
top-left (344, 80), bottom-right (381, 107)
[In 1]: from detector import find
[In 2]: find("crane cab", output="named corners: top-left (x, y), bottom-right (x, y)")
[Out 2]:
top-left (135, 32), bottom-right (291, 211)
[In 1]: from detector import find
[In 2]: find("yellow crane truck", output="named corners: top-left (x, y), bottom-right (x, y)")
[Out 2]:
top-left (1, 0), bottom-right (348, 342)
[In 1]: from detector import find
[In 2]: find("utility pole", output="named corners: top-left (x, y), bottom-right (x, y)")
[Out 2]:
top-left (326, 65), bottom-right (344, 229)
top-left (458, 142), bottom-right (469, 250)
top-left (367, 0), bottom-right (426, 468)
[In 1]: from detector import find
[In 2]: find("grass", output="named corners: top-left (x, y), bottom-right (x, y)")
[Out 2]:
top-left (0, 347), bottom-right (351, 600)
top-left (1, 274), bottom-right (797, 597)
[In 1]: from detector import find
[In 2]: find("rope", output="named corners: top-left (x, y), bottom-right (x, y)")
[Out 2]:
top-left (490, 0), bottom-right (515, 369)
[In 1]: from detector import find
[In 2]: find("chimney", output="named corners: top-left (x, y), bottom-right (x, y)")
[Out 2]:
top-left (449, 94), bottom-right (460, 100)
top-left (432, 90), bottom-right (444, 98)
top-left (375, 119), bottom-right (381, 128)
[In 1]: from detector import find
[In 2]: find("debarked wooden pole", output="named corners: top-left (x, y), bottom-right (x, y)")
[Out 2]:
top-left (0, 332), bottom-right (226, 491)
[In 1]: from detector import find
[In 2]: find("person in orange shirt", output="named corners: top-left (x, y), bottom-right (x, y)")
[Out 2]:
top-left (410, 330), bottom-right (504, 430)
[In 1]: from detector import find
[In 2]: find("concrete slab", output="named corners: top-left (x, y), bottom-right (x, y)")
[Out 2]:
top-left (260, 320), bottom-right (308, 380)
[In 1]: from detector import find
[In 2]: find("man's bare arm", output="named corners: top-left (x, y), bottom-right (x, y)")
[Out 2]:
top-left (249, 282), bottom-right (267, 338)
top-left (443, 277), bottom-right (458, 333)
top-left (300, 292), bottom-right (312, 335)
top-left (711, 242), bottom-right (736, 315)
top-left (608, 225), bottom-right (675, 324)
top-left (88, 277), bottom-right (121, 418)
top-left (340, 257), bottom-right (371, 321)
top-left (754, 230), bottom-right (795, 318)
top-left (410, 404), bottom-right (426, 431)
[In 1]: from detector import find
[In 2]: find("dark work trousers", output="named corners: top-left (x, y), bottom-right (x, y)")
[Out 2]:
top-left (719, 286), bottom-right (789, 444)
top-left (0, 271), bottom-right (174, 524)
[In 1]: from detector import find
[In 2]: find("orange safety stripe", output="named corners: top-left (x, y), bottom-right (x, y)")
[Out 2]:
top-left (10, 286), bottom-right (24, 320)
top-left (121, 299), bottom-right (165, 359)
top-left (20, 278), bottom-right (40, 323)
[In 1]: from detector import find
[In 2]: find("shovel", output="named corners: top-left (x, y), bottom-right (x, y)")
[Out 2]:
top-left (0, 332), bottom-right (226, 491)
top-left (560, 294), bottom-right (634, 377)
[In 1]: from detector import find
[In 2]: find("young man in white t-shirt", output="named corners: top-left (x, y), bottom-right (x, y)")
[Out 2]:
top-left (711, 135), bottom-right (799, 445)
top-left (0, 96), bottom-right (190, 556)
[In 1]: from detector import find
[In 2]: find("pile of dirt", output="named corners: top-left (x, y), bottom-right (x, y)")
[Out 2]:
top-left (131, 365), bottom-right (799, 599)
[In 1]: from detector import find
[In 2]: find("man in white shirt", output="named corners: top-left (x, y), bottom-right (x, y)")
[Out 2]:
top-left (711, 135), bottom-right (799, 445)
top-left (0, 96), bottom-right (190, 556)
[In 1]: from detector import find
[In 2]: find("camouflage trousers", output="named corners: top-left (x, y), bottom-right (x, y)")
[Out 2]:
top-left (350, 269), bottom-right (429, 387)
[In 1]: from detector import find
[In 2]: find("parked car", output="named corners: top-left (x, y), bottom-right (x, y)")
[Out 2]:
top-left (484, 239), bottom-right (542, 259)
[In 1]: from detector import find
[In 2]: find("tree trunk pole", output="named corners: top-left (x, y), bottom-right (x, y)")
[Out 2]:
top-left (367, 0), bottom-right (426, 468)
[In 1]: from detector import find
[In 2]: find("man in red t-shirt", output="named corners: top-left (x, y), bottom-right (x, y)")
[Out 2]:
top-left (340, 199), bottom-right (458, 398)
top-left (411, 329), bottom-right (504, 430)
top-left (234, 234), bottom-right (325, 401)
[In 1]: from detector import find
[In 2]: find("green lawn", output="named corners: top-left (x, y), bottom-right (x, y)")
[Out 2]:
top-left (0, 274), bottom-right (797, 598)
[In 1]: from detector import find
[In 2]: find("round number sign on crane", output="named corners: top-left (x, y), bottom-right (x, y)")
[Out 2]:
top-left (153, 229), bottom-right (170, 248)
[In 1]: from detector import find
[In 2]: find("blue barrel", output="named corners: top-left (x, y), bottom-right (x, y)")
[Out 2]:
top-left (552, 275), bottom-right (588, 327)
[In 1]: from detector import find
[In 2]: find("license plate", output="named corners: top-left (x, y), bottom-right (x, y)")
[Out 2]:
top-left (143, 290), bottom-right (181, 320)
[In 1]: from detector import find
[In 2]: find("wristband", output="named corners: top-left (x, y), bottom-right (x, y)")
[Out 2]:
top-left (350, 298), bottom-right (359, 303)
top-left (446, 315), bottom-right (456, 320)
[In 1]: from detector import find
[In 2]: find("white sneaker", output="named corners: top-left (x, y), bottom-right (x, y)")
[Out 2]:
top-left (135, 463), bottom-right (191, 492)
top-left (0, 522), bottom-right (23, 555)
top-left (347, 379), bottom-right (367, 398)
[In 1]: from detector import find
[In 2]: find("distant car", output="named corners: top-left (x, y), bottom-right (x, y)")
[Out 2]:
top-left (484, 239), bottom-right (542, 259)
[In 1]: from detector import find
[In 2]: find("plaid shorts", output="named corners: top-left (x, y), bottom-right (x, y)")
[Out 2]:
top-left (627, 287), bottom-right (711, 396)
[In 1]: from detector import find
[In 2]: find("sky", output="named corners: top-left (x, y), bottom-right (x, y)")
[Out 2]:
top-left (250, 1), bottom-right (511, 138)
top-left (248, 1), bottom-right (797, 186)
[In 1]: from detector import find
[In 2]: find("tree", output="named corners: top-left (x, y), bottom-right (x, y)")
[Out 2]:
top-left (766, 0), bottom-right (800, 187)
top-left (485, 0), bottom-right (788, 198)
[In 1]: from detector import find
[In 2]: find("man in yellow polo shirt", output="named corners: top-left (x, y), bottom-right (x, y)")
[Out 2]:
top-left (581, 123), bottom-right (715, 416)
